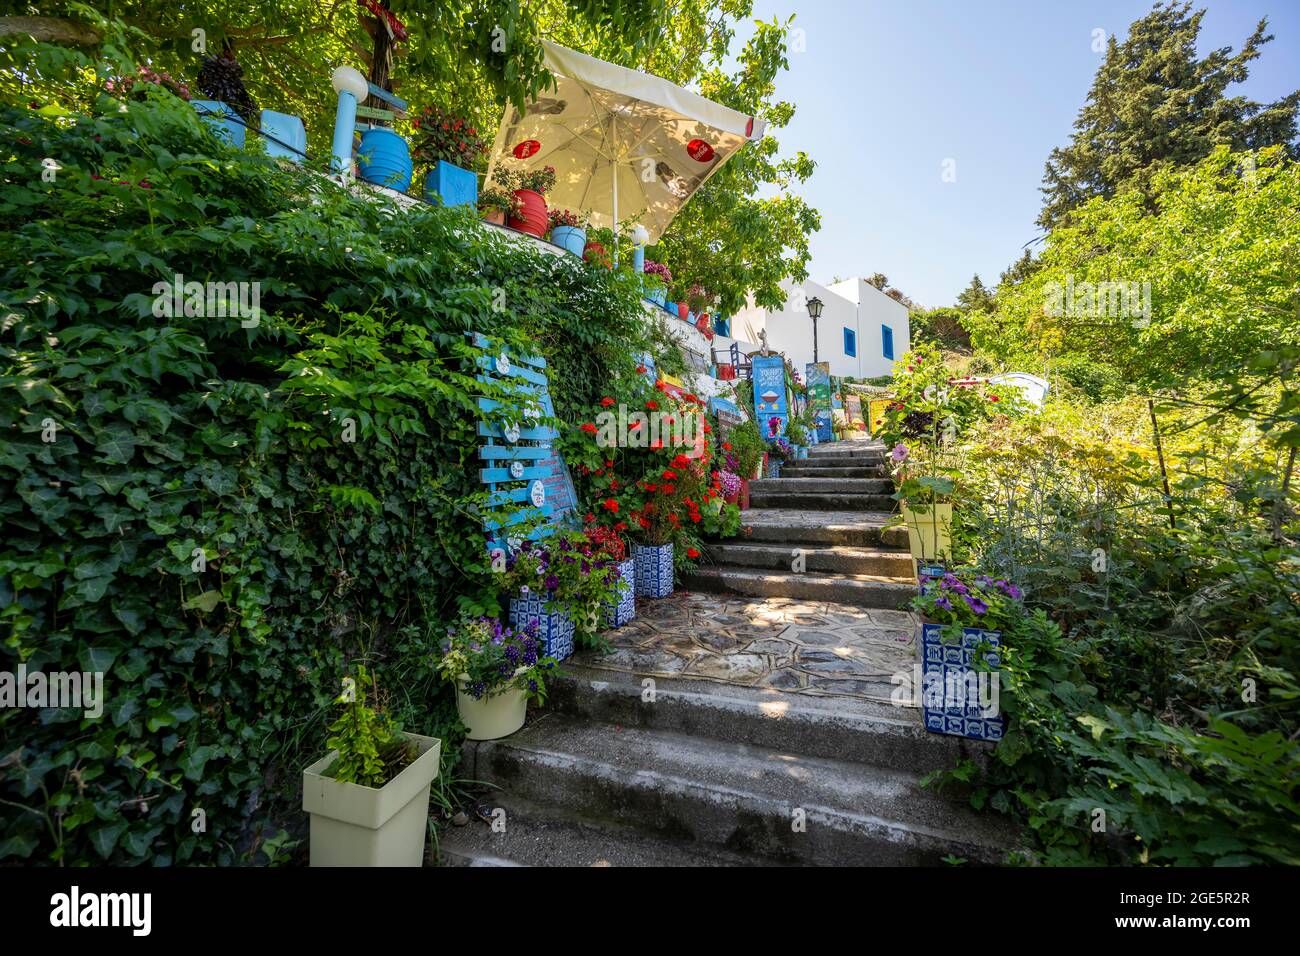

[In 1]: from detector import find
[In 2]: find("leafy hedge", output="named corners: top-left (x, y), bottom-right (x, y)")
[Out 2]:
top-left (0, 91), bottom-right (666, 864)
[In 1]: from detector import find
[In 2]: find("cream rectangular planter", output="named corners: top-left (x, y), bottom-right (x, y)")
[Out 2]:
top-left (901, 502), bottom-right (953, 576)
top-left (302, 732), bottom-right (441, 867)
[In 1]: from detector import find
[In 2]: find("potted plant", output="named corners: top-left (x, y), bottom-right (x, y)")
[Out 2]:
top-left (765, 436), bottom-right (793, 477)
top-left (505, 163), bottom-right (556, 237)
top-left (547, 208), bottom-right (587, 255)
top-left (910, 570), bottom-right (1023, 740)
top-left (719, 469), bottom-right (742, 507)
top-left (478, 186), bottom-right (519, 225)
top-left (643, 260), bottom-right (672, 307)
top-left (502, 531), bottom-right (622, 658)
top-left (301, 665), bottom-right (442, 867)
top-left (411, 104), bottom-right (487, 207)
top-left (436, 617), bottom-right (556, 740)
top-left (584, 522), bottom-right (636, 628)
top-left (726, 422), bottom-right (765, 489)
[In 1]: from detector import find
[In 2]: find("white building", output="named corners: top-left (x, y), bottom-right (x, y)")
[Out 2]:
top-left (729, 277), bottom-right (910, 379)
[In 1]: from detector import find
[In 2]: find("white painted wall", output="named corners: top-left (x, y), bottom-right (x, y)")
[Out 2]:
top-left (731, 277), bottom-right (911, 379)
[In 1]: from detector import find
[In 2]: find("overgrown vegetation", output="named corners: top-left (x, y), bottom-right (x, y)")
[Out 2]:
top-left (0, 91), bottom-right (674, 864)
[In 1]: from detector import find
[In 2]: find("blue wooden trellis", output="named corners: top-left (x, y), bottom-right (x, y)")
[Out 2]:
top-left (473, 333), bottom-right (562, 560)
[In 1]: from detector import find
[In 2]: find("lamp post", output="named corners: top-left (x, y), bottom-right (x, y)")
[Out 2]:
top-left (806, 296), bottom-right (824, 363)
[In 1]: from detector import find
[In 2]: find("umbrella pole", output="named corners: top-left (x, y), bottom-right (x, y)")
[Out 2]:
top-left (611, 114), bottom-right (619, 267)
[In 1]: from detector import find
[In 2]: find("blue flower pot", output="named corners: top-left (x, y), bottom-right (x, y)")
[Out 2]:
top-left (259, 109), bottom-right (305, 162)
top-left (357, 128), bottom-right (412, 191)
top-left (602, 558), bottom-right (637, 628)
top-left (509, 592), bottom-right (575, 662)
top-left (766, 460), bottom-right (782, 479)
top-left (191, 100), bottom-right (245, 148)
top-left (550, 225), bottom-right (587, 256)
top-left (633, 543), bottom-right (674, 599)
top-left (920, 622), bottom-right (1004, 741)
top-left (424, 160), bottom-right (477, 208)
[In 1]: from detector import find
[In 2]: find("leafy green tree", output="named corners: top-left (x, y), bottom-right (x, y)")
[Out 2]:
top-left (1038, 1), bottom-right (1300, 230)
top-left (955, 273), bottom-right (996, 314)
top-left (972, 146), bottom-right (1300, 390)
top-left (866, 272), bottom-right (889, 290)
top-left (910, 307), bottom-right (971, 352)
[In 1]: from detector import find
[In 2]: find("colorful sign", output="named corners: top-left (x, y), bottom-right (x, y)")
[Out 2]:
top-left (806, 362), bottom-right (833, 442)
top-left (868, 397), bottom-right (893, 437)
top-left (751, 354), bottom-right (788, 439)
top-left (686, 138), bottom-right (715, 163)
top-left (513, 139), bottom-right (541, 158)
top-left (709, 396), bottom-right (744, 440)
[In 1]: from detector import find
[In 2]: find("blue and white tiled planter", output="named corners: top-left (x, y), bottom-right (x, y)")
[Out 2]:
top-left (765, 460), bottom-right (782, 478)
top-left (602, 558), bottom-right (637, 628)
top-left (633, 542), bottom-right (674, 599)
top-left (920, 621), bottom-right (1005, 741)
top-left (509, 592), bottom-right (575, 662)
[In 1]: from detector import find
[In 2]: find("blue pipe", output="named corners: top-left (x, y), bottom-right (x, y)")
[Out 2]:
top-left (331, 91), bottom-right (357, 176)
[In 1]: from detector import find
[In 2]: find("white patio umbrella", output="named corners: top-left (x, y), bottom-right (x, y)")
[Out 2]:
top-left (484, 41), bottom-right (766, 250)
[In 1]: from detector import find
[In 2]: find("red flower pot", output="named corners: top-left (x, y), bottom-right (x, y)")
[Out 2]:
top-left (677, 301), bottom-right (689, 320)
top-left (717, 363), bottom-right (736, 381)
top-left (584, 240), bottom-right (611, 268)
top-left (738, 478), bottom-right (750, 510)
top-left (482, 209), bottom-right (506, 225)
top-left (508, 188), bottom-right (548, 236)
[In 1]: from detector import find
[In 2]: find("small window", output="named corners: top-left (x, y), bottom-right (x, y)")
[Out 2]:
top-left (843, 327), bottom-right (856, 357)
top-left (882, 325), bottom-right (894, 360)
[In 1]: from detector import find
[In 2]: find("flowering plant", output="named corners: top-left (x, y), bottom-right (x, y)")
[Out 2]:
top-left (517, 164), bottom-right (557, 195)
top-left (435, 616), bottom-right (556, 703)
top-left (547, 208), bottom-right (583, 231)
top-left (478, 186), bottom-right (521, 218)
top-left (910, 569), bottom-right (1025, 634)
top-left (643, 260), bottom-right (673, 284)
top-left (410, 104), bottom-right (488, 171)
top-left (767, 436), bottom-right (794, 462)
top-left (718, 470), bottom-right (741, 498)
top-left (500, 532), bottom-right (623, 635)
top-left (106, 66), bottom-right (191, 101)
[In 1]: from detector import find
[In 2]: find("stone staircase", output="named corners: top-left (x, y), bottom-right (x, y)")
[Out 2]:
top-left (684, 443), bottom-right (916, 609)
top-left (437, 441), bottom-right (1016, 867)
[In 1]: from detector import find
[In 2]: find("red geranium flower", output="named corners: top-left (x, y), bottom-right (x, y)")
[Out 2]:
top-left (602, 498), bottom-right (619, 513)
top-left (600, 397), bottom-right (615, 407)
top-left (580, 423), bottom-right (598, 434)
top-left (686, 548), bottom-right (701, 559)
top-left (722, 442), bottom-right (733, 451)
top-left (662, 470), bottom-right (677, 480)
top-left (646, 400), bottom-right (659, 411)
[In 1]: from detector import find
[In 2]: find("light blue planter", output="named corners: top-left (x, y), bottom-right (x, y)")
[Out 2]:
top-left (357, 128), bottom-right (412, 191)
top-left (424, 160), bottom-right (477, 207)
top-left (551, 225), bottom-right (587, 256)
top-left (798, 446), bottom-right (809, 460)
top-left (921, 622), bottom-right (1004, 741)
top-left (260, 109), bottom-right (305, 162)
top-left (633, 543), bottom-right (674, 599)
top-left (191, 100), bottom-right (244, 148)
top-left (664, 300), bottom-right (679, 316)
top-left (509, 591), bottom-right (575, 662)
top-left (602, 558), bottom-right (637, 628)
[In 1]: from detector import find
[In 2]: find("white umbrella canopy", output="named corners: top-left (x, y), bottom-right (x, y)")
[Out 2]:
top-left (485, 41), bottom-right (766, 245)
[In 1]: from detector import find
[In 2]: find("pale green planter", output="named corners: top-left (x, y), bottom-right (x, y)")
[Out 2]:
top-left (302, 732), bottom-right (441, 867)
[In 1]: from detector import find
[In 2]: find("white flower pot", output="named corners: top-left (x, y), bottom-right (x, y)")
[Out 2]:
top-left (457, 671), bottom-right (528, 741)
top-left (901, 503), bottom-right (953, 572)
top-left (302, 732), bottom-right (441, 867)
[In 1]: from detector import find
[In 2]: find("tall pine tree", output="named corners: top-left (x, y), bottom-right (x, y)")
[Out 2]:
top-left (1038, 1), bottom-right (1299, 230)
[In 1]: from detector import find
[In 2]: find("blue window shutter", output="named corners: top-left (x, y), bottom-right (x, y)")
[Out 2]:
top-left (882, 325), bottom-right (894, 360)
top-left (843, 327), bottom-right (856, 357)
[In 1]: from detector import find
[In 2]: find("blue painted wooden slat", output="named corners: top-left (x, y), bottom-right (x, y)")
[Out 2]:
top-left (477, 358), bottom-right (549, 388)
top-left (483, 505), bottom-right (554, 532)
top-left (480, 465), bottom-right (550, 484)
top-left (478, 446), bottom-right (553, 461)
top-left (476, 395), bottom-right (548, 415)
top-left (487, 483), bottom-right (549, 508)
top-left (366, 84), bottom-right (408, 111)
top-left (476, 421), bottom-right (557, 441)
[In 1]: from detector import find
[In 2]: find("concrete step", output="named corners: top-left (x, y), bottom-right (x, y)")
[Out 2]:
top-left (749, 491), bottom-right (897, 512)
top-left (740, 509), bottom-right (909, 549)
top-left (462, 715), bottom-right (1014, 866)
top-left (705, 541), bottom-right (912, 576)
top-left (437, 794), bottom-right (770, 867)
top-left (683, 566), bottom-right (915, 609)
top-left (546, 664), bottom-right (988, 773)
top-left (780, 463), bottom-right (889, 478)
top-left (755, 477), bottom-right (894, 495)
top-left (807, 445), bottom-right (886, 460)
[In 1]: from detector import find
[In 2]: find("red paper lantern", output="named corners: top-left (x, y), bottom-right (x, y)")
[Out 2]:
top-left (513, 140), bottom-right (541, 159)
top-left (686, 139), bottom-right (715, 163)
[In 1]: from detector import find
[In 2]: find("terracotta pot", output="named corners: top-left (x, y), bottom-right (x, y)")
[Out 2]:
top-left (481, 208), bottom-right (506, 225)
top-left (738, 477), bottom-right (751, 510)
top-left (583, 240), bottom-right (611, 268)
top-left (507, 188), bottom-right (548, 236)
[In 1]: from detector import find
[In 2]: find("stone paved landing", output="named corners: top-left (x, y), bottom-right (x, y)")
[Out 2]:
top-left (579, 591), bottom-right (916, 704)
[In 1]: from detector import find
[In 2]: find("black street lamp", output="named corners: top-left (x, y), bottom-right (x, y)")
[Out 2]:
top-left (806, 295), bottom-right (824, 363)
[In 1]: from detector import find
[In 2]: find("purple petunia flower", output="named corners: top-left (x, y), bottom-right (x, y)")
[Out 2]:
top-left (963, 594), bottom-right (988, 615)
top-left (891, 442), bottom-right (909, 463)
top-left (934, 595), bottom-right (952, 611)
top-left (545, 574), bottom-right (559, 591)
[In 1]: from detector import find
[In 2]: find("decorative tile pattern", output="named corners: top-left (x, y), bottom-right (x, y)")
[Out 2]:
top-left (919, 623), bottom-right (1004, 740)
top-left (577, 592), bottom-right (916, 704)
top-left (602, 558), bottom-right (637, 628)
top-left (633, 543), bottom-right (674, 598)
top-left (509, 593), bottom-right (575, 662)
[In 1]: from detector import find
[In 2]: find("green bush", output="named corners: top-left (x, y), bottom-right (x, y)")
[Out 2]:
top-left (0, 91), bottom-right (663, 864)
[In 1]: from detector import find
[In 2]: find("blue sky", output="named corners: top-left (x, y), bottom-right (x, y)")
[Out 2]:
top-left (733, 0), bottom-right (1300, 307)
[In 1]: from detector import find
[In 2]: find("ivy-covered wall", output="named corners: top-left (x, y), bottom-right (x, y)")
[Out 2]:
top-left (0, 92), bottom-right (672, 864)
